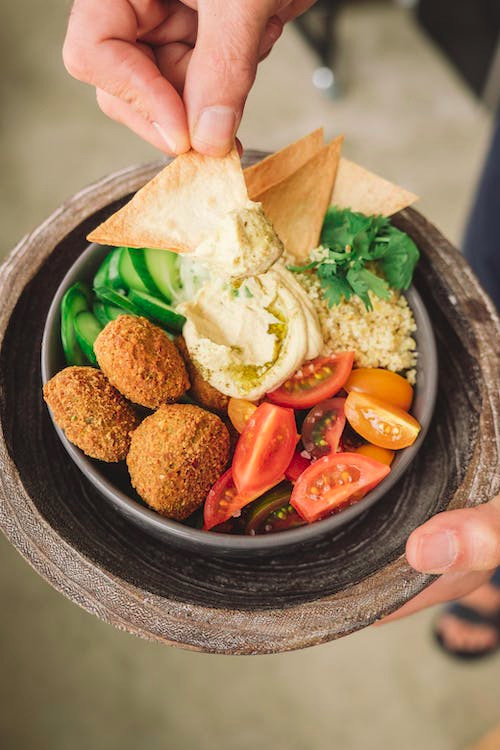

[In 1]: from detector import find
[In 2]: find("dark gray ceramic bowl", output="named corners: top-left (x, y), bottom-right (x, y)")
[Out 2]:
top-left (41, 242), bottom-right (437, 555)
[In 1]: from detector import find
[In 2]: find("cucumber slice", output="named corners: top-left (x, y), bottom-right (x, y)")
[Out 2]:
top-left (74, 311), bottom-right (103, 366)
top-left (106, 303), bottom-right (132, 321)
top-left (144, 248), bottom-right (181, 303)
top-left (128, 289), bottom-right (186, 333)
top-left (94, 300), bottom-right (136, 327)
top-left (93, 252), bottom-right (113, 290)
top-left (128, 248), bottom-right (162, 295)
top-left (60, 282), bottom-right (91, 366)
top-left (107, 248), bottom-right (127, 291)
top-left (118, 248), bottom-right (149, 293)
top-left (94, 286), bottom-right (143, 317)
top-left (93, 301), bottom-right (110, 328)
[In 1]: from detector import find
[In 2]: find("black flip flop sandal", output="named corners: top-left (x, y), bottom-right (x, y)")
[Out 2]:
top-left (434, 602), bottom-right (500, 661)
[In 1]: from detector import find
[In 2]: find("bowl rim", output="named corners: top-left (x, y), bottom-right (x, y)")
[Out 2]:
top-left (41, 241), bottom-right (438, 553)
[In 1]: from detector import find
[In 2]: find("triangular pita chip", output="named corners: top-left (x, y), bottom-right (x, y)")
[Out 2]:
top-left (255, 136), bottom-right (343, 262)
top-left (244, 128), bottom-right (323, 198)
top-left (332, 158), bottom-right (418, 216)
top-left (87, 148), bottom-right (248, 252)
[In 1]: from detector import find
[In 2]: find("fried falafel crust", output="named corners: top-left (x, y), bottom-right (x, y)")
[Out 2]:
top-left (43, 366), bottom-right (139, 462)
top-left (175, 336), bottom-right (229, 415)
top-left (127, 404), bottom-right (230, 520)
top-left (94, 315), bottom-right (189, 409)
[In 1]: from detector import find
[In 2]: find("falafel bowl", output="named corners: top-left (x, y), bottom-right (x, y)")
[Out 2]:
top-left (41, 134), bottom-right (438, 554)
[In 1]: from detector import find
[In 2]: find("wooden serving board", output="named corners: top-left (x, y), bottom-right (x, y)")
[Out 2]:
top-left (0, 152), bottom-right (498, 654)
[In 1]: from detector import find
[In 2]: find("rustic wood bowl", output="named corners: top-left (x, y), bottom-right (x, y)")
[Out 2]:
top-left (0, 152), bottom-right (499, 654)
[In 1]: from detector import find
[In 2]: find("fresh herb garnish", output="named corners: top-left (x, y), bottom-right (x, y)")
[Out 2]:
top-left (288, 206), bottom-right (419, 310)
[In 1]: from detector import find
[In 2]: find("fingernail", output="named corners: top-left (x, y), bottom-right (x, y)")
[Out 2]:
top-left (413, 531), bottom-right (458, 572)
top-left (193, 106), bottom-right (236, 152)
top-left (152, 122), bottom-right (181, 154)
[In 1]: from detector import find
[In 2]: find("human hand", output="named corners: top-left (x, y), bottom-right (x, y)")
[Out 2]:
top-left (63, 0), bottom-right (315, 156)
top-left (380, 493), bottom-right (500, 623)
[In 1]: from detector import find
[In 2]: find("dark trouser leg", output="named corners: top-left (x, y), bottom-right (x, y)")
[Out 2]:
top-left (463, 111), bottom-right (500, 310)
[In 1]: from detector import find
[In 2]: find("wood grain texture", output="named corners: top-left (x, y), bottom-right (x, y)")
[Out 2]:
top-left (0, 152), bottom-right (499, 654)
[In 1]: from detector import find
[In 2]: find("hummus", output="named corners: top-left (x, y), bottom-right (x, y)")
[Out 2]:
top-left (191, 203), bottom-right (284, 278)
top-left (180, 267), bottom-right (323, 400)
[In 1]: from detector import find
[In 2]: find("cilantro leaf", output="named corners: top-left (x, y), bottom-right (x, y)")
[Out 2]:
top-left (319, 271), bottom-right (353, 307)
top-left (376, 227), bottom-right (419, 289)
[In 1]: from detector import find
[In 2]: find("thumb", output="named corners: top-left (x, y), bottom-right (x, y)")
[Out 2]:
top-left (185, 0), bottom-right (277, 155)
top-left (406, 494), bottom-right (500, 574)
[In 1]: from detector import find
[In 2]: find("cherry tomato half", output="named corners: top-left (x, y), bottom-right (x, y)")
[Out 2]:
top-left (345, 392), bottom-right (421, 449)
top-left (356, 443), bottom-right (395, 466)
top-left (203, 469), bottom-right (264, 531)
top-left (266, 352), bottom-right (354, 409)
top-left (228, 398), bottom-right (258, 433)
top-left (338, 422), bottom-right (364, 453)
top-left (345, 368), bottom-right (414, 411)
top-left (291, 452), bottom-right (391, 523)
top-left (244, 482), bottom-right (305, 535)
top-left (301, 398), bottom-right (346, 459)
top-left (285, 450), bottom-right (312, 482)
top-left (232, 402), bottom-right (298, 496)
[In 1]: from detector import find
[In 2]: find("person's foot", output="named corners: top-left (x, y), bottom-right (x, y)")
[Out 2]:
top-left (436, 582), bottom-right (500, 654)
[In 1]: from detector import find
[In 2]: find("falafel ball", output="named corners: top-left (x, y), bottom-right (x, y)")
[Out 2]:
top-left (94, 315), bottom-right (189, 409)
top-left (43, 366), bottom-right (139, 462)
top-left (175, 335), bottom-right (229, 415)
top-left (127, 403), bottom-right (230, 520)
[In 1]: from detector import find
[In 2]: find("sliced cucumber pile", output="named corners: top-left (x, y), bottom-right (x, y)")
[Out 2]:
top-left (60, 282), bottom-right (102, 366)
top-left (61, 246), bottom-right (190, 365)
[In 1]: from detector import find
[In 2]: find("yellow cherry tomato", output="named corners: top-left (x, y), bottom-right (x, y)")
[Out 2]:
top-left (345, 368), bottom-right (414, 411)
top-left (356, 444), bottom-right (395, 466)
top-left (228, 398), bottom-right (258, 433)
top-left (345, 391), bottom-right (421, 450)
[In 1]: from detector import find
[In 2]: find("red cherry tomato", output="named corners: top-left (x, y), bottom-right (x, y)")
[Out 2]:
top-left (244, 483), bottom-right (305, 535)
top-left (203, 469), bottom-right (263, 531)
top-left (266, 352), bottom-right (355, 409)
top-left (285, 450), bottom-right (312, 482)
top-left (301, 398), bottom-right (346, 459)
top-left (338, 423), bottom-right (364, 453)
top-left (232, 403), bottom-right (298, 496)
top-left (291, 452), bottom-right (390, 523)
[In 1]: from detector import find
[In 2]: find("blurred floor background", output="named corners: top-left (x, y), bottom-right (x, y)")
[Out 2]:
top-left (0, 1), bottom-right (498, 749)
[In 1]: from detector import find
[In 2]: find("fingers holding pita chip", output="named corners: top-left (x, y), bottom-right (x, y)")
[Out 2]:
top-left (255, 136), bottom-right (343, 262)
top-left (244, 128), bottom-right (324, 198)
top-left (332, 158), bottom-right (418, 217)
top-left (87, 147), bottom-right (248, 252)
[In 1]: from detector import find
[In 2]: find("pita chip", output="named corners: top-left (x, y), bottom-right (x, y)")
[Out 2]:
top-left (332, 158), bottom-right (418, 216)
top-left (255, 136), bottom-right (343, 262)
top-left (87, 148), bottom-right (248, 252)
top-left (244, 128), bottom-right (324, 199)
